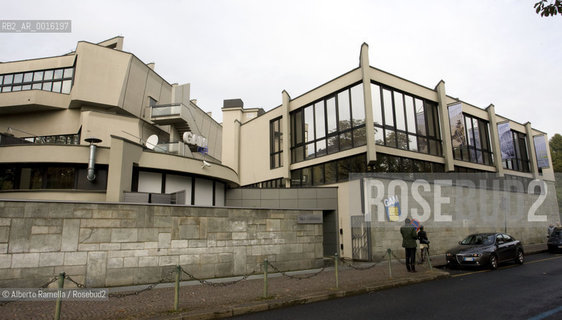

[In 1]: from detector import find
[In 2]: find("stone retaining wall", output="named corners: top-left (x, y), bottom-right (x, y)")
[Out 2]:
top-left (0, 201), bottom-right (323, 288)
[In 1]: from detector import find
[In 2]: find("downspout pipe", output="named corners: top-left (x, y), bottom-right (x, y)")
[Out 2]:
top-left (85, 138), bottom-right (102, 182)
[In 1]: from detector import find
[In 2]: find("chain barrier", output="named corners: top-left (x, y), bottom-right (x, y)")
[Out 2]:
top-left (40, 275), bottom-right (61, 288)
top-left (180, 266), bottom-right (256, 287)
top-left (109, 269), bottom-right (176, 298)
top-left (64, 275), bottom-right (87, 288)
top-left (63, 271), bottom-right (177, 298)
top-left (391, 251), bottom-right (407, 265)
top-left (338, 253), bottom-right (387, 271)
top-left (267, 261), bottom-right (325, 280)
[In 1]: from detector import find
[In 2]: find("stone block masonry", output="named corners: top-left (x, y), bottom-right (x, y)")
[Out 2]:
top-left (0, 201), bottom-right (323, 288)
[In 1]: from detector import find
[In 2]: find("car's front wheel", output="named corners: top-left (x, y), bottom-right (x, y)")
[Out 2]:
top-left (515, 249), bottom-right (524, 264)
top-left (489, 254), bottom-right (498, 270)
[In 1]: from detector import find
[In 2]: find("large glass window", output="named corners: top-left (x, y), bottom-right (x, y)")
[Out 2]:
top-left (291, 153), bottom-right (367, 187)
top-left (290, 153), bottom-right (444, 187)
top-left (326, 97), bottom-right (338, 154)
top-left (0, 163), bottom-right (107, 191)
top-left (290, 83), bottom-right (366, 163)
top-left (451, 113), bottom-right (493, 166)
top-left (371, 82), bottom-right (442, 155)
top-left (242, 178), bottom-right (285, 189)
top-left (0, 166), bottom-right (16, 190)
top-left (502, 131), bottom-right (530, 172)
top-left (326, 98), bottom-right (337, 134)
top-left (270, 117), bottom-right (283, 169)
top-left (20, 131), bottom-right (81, 145)
top-left (0, 66), bottom-right (75, 94)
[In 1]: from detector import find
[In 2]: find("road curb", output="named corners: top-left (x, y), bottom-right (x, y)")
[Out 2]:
top-left (168, 271), bottom-right (450, 320)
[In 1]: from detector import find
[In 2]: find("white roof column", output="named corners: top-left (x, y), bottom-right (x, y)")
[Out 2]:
top-left (221, 100), bottom-right (243, 174)
top-left (360, 43), bottom-right (377, 164)
top-left (282, 90), bottom-right (292, 187)
top-left (435, 80), bottom-right (454, 172)
top-left (486, 104), bottom-right (504, 177)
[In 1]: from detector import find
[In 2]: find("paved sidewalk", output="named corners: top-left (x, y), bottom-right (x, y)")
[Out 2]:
top-left (0, 258), bottom-right (447, 320)
top-left (0, 244), bottom-right (546, 320)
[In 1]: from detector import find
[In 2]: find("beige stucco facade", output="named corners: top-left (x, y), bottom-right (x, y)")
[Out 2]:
top-left (0, 36), bottom-right (234, 205)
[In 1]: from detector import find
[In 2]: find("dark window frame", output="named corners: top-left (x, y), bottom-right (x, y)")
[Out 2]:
top-left (0, 65), bottom-right (75, 94)
top-left (270, 117), bottom-right (283, 169)
top-left (502, 130), bottom-right (530, 172)
top-left (371, 82), bottom-right (442, 156)
top-left (451, 113), bottom-right (494, 166)
top-left (290, 82), bottom-right (366, 164)
top-left (289, 153), bottom-right (444, 187)
top-left (0, 163), bottom-right (108, 191)
top-left (23, 130), bottom-right (81, 145)
top-left (243, 177), bottom-right (286, 189)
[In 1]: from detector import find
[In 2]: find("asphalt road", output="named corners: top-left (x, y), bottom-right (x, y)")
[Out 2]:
top-left (231, 252), bottom-right (562, 320)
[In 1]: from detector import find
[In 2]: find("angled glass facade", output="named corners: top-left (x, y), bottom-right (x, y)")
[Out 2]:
top-left (371, 82), bottom-right (442, 156)
top-left (502, 130), bottom-right (530, 172)
top-left (290, 83), bottom-right (366, 164)
top-left (451, 113), bottom-right (494, 166)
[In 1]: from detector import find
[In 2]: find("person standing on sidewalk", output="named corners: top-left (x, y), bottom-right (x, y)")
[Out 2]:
top-left (400, 218), bottom-right (418, 272)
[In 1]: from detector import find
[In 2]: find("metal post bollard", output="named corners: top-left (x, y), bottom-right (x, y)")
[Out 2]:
top-left (263, 258), bottom-right (269, 299)
top-left (174, 265), bottom-right (181, 311)
top-left (387, 249), bottom-right (392, 279)
top-left (334, 253), bottom-right (339, 289)
top-left (54, 272), bottom-right (65, 320)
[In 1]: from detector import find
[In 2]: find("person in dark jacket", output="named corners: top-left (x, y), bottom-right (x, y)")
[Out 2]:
top-left (400, 218), bottom-right (418, 272)
top-left (417, 226), bottom-right (429, 263)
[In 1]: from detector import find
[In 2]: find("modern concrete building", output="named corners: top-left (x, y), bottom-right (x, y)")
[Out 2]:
top-left (1, 37), bottom-right (559, 262)
top-left (0, 36), bottom-right (235, 205)
top-left (221, 43), bottom-right (559, 259)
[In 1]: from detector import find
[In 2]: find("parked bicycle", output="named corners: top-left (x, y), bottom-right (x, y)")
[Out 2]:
top-left (418, 226), bottom-right (430, 264)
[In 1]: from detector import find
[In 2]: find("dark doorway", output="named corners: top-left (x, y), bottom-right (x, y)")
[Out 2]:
top-left (323, 210), bottom-right (338, 257)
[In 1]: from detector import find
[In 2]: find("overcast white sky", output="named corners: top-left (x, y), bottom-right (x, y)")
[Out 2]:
top-left (2, 0), bottom-right (561, 138)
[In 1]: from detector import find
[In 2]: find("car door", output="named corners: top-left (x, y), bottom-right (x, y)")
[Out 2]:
top-left (501, 234), bottom-right (518, 259)
top-left (495, 234), bottom-right (510, 262)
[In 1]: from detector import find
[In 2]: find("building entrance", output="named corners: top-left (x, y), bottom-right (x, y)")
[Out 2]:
top-left (322, 210), bottom-right (338, 257)
top-left (351, 215), bottom-right (372, 261)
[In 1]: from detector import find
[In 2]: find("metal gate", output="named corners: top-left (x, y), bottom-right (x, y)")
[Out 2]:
top-left (351, 216), bottom-right (372, 261)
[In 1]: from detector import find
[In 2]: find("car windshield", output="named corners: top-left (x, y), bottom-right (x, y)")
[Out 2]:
top-left (552, 230), bottom-right (562, 238)
top-left (460, 234), bottom-right (495, 245)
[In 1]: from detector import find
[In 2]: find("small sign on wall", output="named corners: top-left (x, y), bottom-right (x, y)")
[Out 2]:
top-left (298, 214), bottom-right (323, 224)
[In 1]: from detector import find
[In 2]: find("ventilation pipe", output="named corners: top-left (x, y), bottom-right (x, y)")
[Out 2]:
top-left (85, 138), bottom-right (102, 182)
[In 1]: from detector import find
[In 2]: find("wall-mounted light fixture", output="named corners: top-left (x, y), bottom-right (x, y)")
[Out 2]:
top-left (85, 138), bottom-right (102, 182)
top-left (201, 160), bottom-right (211, 169)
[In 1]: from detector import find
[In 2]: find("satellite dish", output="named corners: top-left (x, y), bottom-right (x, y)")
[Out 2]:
top-left (145, 134), bottom-right (158, 150)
